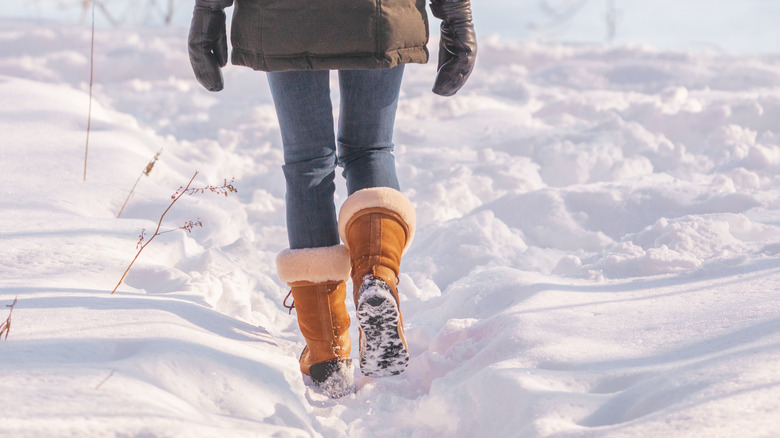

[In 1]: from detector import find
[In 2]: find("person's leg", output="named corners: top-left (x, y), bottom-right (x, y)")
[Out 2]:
top-left (268, 70), bottom-right (353, 397)
top-left (336, 65), bottom-right (415, 377)
top-left (267, 70), bottom-right (340, 250)
top-left (337, 65), bottom-right (405, 194)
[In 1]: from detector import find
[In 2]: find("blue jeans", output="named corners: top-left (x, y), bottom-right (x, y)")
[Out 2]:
top-left (267, 66), bottom-right (405, 250)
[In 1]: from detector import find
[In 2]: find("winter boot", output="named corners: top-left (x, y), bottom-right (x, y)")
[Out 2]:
top-left (338, 188), bottom-right (416, 377)
top-left (276, 245), bottom-right (354, 397)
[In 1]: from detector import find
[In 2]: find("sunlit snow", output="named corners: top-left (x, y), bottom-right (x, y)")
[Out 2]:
top-left (1, 4), bottom-right (779, 437)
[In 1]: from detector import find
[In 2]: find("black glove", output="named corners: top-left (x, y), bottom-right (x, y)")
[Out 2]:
top-left (430, 0), bottom-right (477, 96)
top-left (188, 0), bottom-right (233, 92)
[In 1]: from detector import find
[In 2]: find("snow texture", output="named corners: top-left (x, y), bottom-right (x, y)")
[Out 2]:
top-left (1, 15), bottom-right (779, 438)
top-left (310, 359), bottom-right (355, 400)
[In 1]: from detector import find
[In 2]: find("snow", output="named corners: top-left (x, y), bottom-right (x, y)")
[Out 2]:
top-left (1, 12), bottom-right (780, 438)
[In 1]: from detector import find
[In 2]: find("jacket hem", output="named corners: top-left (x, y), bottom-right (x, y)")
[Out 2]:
top-left (231, 47), bottom-right (429, 72)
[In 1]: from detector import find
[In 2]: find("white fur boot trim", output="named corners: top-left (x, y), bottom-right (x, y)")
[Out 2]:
top-left (276, 245), bottom-right (352, 284)
top-left (337, 187), bottom-right (416, 253)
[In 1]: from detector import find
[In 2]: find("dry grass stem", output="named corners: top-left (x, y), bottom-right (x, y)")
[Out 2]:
top-left (95, 370), bottom-right (115, 390)
top-left (111, 171), bottom-right (237, 294)
top-left (173, 178), bottom-right (238, 198)
top-left (0, 296), bottom-right (18, 341)
top-left (83, 0), bottom-right (95, 181)
top-left (117, 149), bottom-right (163, 218)
top-left (157, 219), bottom-right (203, 236)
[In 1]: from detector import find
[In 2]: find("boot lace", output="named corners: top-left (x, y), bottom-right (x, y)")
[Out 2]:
top-left (283, 290), bottom-right (295, 314)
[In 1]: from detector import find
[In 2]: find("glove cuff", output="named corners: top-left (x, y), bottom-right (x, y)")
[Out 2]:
top-left (430, 0), bottom-right (472, 20)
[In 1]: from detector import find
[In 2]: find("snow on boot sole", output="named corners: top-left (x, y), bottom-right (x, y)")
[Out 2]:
top-left (310, 358), bottom-right (355, 398)
top-left (356, 277), bottom-right (409, 377)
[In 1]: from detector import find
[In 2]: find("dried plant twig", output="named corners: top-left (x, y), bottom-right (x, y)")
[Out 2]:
top-left (158, 219), bottom-right (203, 236)
top-left (117, 149), bottom-right (163, 218)
top-left (528, 0), bottom-right (590, 34)
top-left (111, 172), bottom-right (237, 294)
top-left (81, 1), bottom-right (119, 27)
top-left (0, 296), bottom-right (18, 341)
top-left (112, 172), bottom-right (198, 294)
top-left (95, 370), bottom-right (115, 390)
top-left (84, 0), bottom-right (95, 182)
top-left (173, 178), bottom-right (237, 198)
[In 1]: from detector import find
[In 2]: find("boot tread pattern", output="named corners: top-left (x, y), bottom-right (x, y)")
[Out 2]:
top-left (356, 277), bottom-right (409, 377)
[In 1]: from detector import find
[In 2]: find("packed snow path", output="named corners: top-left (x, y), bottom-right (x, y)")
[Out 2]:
top-left (1, 21), bottom-right (779, 437)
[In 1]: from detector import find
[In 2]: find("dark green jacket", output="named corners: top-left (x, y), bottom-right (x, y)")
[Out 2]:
top-left (230, 0), bottom-right (430, 71)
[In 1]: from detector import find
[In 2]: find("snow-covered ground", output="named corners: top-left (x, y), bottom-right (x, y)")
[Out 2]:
top-left (1, 11), bottom-right (780, 438)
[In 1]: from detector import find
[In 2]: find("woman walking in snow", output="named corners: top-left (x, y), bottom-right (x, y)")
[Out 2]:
top-left (188, 0), bottom-right (476, 397)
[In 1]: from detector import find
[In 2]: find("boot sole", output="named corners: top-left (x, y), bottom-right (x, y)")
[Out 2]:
top-left (356, 277), bottom-right (409, 377)
top-left (309, 358), bottom-right (354, 398)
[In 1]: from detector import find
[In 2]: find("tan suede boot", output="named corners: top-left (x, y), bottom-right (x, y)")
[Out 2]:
top-left (338, 188), bottom-right (416, 377)
top-left (276, 245), bottom-right (353, 397)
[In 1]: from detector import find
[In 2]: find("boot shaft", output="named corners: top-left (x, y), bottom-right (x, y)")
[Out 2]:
top-left (344, 208), bottom-right (409, 302)
top-left (338, 187), bottom-right (417, 303)
top-left (290, 280), bottom-right (351, 366)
